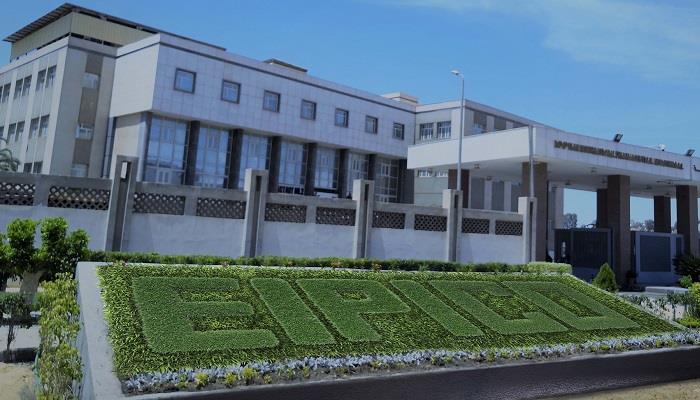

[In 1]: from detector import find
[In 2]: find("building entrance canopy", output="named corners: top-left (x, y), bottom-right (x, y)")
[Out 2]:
top-left (408, 126), bottom-right (699, 198)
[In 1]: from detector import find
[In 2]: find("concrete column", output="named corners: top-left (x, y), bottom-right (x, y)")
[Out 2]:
top-left (227, 129), bottom-right (242, 189)
top-left (443, 189), bottom-right (463, 262)
top-left (242, 169), bottom-right (269, 257)
top-left (367, 154), bottom-right (377, 181)
top-left (653, 195), bottom-right (672, 233)
top-left (397, 159), bottom-right (414, 204)
top-left (304, 143), bottom-right (317, 196)
top-left (352, 179), bottom-right (374, 259)
top-left (447, 169), bottom-right (469, 208)
top-left (518, 196), bottom-right (537, 263)
top-left (105, 155), bottom-right (138, 251)
top-left (268, 137), bottom-right (281, 193)
top-left (549, 186), bottom-right (564, 253)
top-left (337, 149), bottom-right (348, 198)
top-left (521, 162), bottom-right (548, 261)
top-left (676, 185), bottom-right (699, 256)
top-left (606, 175), bottom-right (631, 286)
top-left (184, 121), bottom-right (200, 186)
top-left (596, 189), bottom-right (608, 228)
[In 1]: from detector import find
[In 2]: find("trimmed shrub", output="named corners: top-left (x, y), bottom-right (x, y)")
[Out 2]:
top-left (524, 262), bottom-right (572, 274)
top-left (689, 283), bottom-right (700, 319)
top-left (674, 254), bottom-right (700, 282)
top-left (679, 275), bottom-right (693, 289)
top-left (592, 263), bottom-right (618, 293)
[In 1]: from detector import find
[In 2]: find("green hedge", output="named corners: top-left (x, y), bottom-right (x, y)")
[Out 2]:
top-left (86, 251), bottom-right (572, 274)
top-left (99, 264), bottom-right (674, 376)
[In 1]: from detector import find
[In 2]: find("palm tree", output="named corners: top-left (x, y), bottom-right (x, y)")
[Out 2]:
top-left (0, 138), bottom-right (19, 172)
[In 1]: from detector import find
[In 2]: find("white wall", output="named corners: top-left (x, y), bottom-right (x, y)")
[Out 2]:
top-left (369, 228), bottom-right (445, 261)
top-left (260, 222), bottom-right (354, 258)
top-left (459, 234), bottom-right (523, 264)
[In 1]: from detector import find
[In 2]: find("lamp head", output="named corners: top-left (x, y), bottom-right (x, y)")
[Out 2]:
top-left (613, 133), bottom-right (623, 143)
top-left (451, 69), bottom-right (462, 77)
top-left (686, 149), bottom-right (695, 157)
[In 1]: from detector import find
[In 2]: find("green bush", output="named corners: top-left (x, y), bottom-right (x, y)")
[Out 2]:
top-left (592, 263), bottom-right (618, 293)
top-left (0, 233), bottom-right (11, 290)
top-left (0, 293), bottom-right (33, 352)
top-left (679, 275), bottom-right (693, 289)
top-left (674, 254), bottom-right (700, 282)
top-left (689, 283), bottom-right (700, 319)
top-left (6, 218), bottom-right (39, 278)
top-left (85, 251), bottom-right (571, 275)
top-left (36, 273), bottom-right (82, 400)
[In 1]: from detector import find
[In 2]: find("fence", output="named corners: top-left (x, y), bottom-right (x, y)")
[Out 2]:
top-left (0, 156), bottom-right (527, 263)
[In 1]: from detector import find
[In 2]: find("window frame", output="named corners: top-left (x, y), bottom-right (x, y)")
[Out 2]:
top-left (221, 80), bottom-right (241, 103)
top-left (334, 108), bottom-right (349, 128)
top-left (173, 68), bottom-right (196, 94)
top-left (436, 121), bottom-right (451, 139)
top-left (419, 123), bottom-right (434, 141)
top-left (300, 99), bottom-right (317, 120)
top-left (75, 123), bottom-right (94, 140)
top-left (262, 90), bottom-right (281, 112)
top-left (392, 122), bottom-right (405, 140)
top-left (365, 115), bottom-right (378, 134)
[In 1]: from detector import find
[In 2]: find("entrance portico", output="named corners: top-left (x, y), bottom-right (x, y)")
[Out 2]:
top-left (408, 126), bottom-right (700, 286)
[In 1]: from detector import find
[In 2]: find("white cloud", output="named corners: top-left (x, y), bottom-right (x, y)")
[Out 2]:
top-left (383, 0), bottom-right (700, 84)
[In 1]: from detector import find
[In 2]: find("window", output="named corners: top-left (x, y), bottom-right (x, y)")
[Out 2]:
top-left (36, 69), bottom-right (46, 90)
top-left (494, 116), bottom-right (506, 131)
top-left (45, 66), bottom-right (56, 88)
top-left (29, 118), bottom-right (39, 138)
top-left (277, 140), bottom-right (306, 194)
top-left (14, 79), bottom-right (22, 99)
top-left (435, 170), bottom-right (449, 178)
top-left (71, 163), bottom-right (88, 177)
top-left (15, 122), bottom-right (24, 142)
top-left (76, 123), bottom-right (94, 140)
top-left (436, 121), bottom-right (451, 139)
top-left (0, 126), bottom-right (3, 140)
top-left (314, 146), bottom-right (338, 193)
top-left (236, 133), bottom-right (270, 189)
top-left (375, 157), bottom-right (399, 203)
top-left (32, 161), bottom-right (42, 174)
top-left (82, 72), bottom-right (99, 89)
top-left (345, 152), bottom-right (368, 197)
top-left (1, 84), bottom-right (10, 103)
top-left (393, 122), bottom-right (405, 140)
top-left (419, 123), bottom-right (433, 140)
top-left (174, 68), bottom-right (196, 93)
top-left (144, 116), bottom-right (189, 185)
top-left (194, 125), bottom-right (231, 188)
top-left (300, 100), bottom-right (316, 120)
top-left (263, 90), bottom-right (280, 112)
top-left (21, 76), bottom-right (31, 96)
top-left (334, 108), bottom-right (349, 127)
top-left (23, 163), bottom-right (31, 173)
top-left (472, 110), bottom-right (487, 134)
top-left (365, 116), bottom-right (378, 134)
top-left (39, 115), bottom-right (49, 137)
top-left (417, 169), bottom-right (432, 178)
top-left (221, 80), bottom-right (240, 103)
top-left (6, 124), bottom-right (15, 142)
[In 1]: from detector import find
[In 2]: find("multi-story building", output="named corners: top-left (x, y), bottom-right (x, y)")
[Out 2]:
top-left (0, 3), bottom-right (543, 207)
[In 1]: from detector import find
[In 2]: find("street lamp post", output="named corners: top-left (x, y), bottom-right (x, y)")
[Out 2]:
top-left (451, 70), bottom-right (465, 195)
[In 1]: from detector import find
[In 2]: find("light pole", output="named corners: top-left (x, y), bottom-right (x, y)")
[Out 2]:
top-left (451, 70), bottom-right (465, 195)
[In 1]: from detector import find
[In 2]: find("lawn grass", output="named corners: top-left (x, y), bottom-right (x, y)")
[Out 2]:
top-left (98, 264), bottom-right (679, 376)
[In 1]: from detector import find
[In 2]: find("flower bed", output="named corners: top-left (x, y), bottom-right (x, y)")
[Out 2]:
top-left (98, 264), bottom-right (681, 394)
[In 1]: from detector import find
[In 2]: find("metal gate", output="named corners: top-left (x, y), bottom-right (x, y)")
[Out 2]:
top-left (554, 228), bottom-right (612, 281)
top-left (633, 232), bottom-right (683, 286)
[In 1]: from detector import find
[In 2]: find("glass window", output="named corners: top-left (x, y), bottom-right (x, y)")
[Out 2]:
top-left (71, 163), bottom-right (88, 177)
top-left (494, 116), bottom-right (506, 131)
top-left (375, 157), bottom-right (399, 203)
top-left (174, 69), bottom-right (196, 93)
top-left (1, 84), bottom-right (10, 103)
top-left (6, 124), bottom-right (15, 142)
top-left (237, 133), bottom-right (270, 189)
top-left (23, 163), bottom-right (31, 173)
top-left (14, 79), bottom-right (22, 99)
top-left (45, 66), bottom-right (56, 89)
top-left (393, 122), bottom-right (405, 140)
top-left (194, 125), bottom-right (231, 188)
top-left (221, 80), bottom-right (240, 103)
top-left (365, 116), bottom-right (378, 134)
top-left (419, 123), bottom-right (433, 140)
top-left (36, 69), bottom-right (46, 90)
top-left (277, 140), bottom-right (306, 194)
top-left (345, 151), bottom-right (368, 198)
top-left (263, 90), bottom-right (280, 112)
top-left (39, 115), bottom-right (49, 137)
top-left (0, 126), bottom-right (3, 140)
top-left (472, 110), bottom-right (487, 134)
top-left (314, 146), bottom-right (338, 193)
top-left (29, 118), bottom-right (39, 138)
top-left (76, 123), bottom-right (94, 140)
top-left (144, 116), bottom-right (189, 185)
top-left (82, 72), bottom-right (99, 89)
top-left (32, 161), bottom-right (42, 174)
top-left (417, 169), bottom-right (432, 178)
top-left (21, 76), bottom-right (31, 96)
top-left (435, 170), bottom-right (449, 178)
top-left (300, 100), bottom-right (316, 120)
top-left (335, 108), bottom-right (349, 127)
top-left (15, 122), bottom-right (24, 142)
top-left (436, 121), bottom-right (451, 139)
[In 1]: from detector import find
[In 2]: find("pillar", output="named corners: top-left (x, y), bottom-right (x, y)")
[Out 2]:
top-left (242, 169), bottom-right (269, 257)
top-left (184, 121), bottom-right (200, 186)
top-left (227, 129), bottom-right (242, 189)
top-left (105, 155), bottom-right (138, 251)
top-left (398, 159), bottom-right (414, 204)
top-left (606, 175), bottom-right (631, 286)
top-left (352, 179), bottom-right (375, 259)
top-left (653, 195), bottom-right (672, 233)
top-left (443, 189), bottom-right (463, 262)
top-left (304, 143), bottom-right (317, 196)
top-left (267, 136), bottom-right (281, 193)
top-left (521, 162), bottom-right (548, 261)
top-left (447, 169), bottom-right (469, 208)
top-left (676, 185), bottom-right (699, 256)
top-left (518, 196), bottom-right (537, 263)
top-left (337, 149), bottom-right (348, 198)
top-left (596, 189), bottom-right (608, 228)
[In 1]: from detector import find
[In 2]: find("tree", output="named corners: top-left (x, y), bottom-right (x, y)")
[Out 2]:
top-left (593, 263), bottom-right (618, 292)
top-left (563, 213), bottom-right (578, 229)
top-left (0, 138), bottom-right (20, 172)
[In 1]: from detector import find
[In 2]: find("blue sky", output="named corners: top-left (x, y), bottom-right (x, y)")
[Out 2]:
top-left (2, 0), bottom-right (699, 225)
